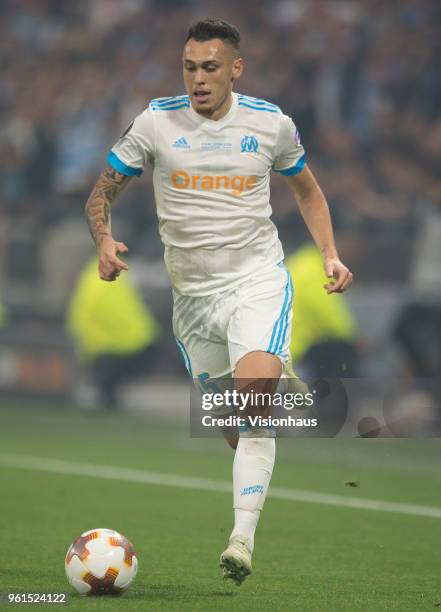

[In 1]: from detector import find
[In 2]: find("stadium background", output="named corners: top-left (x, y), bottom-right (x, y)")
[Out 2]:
top-left (0, 2), bottom-right (440, 609)
top-left (0, 0), bottom-right (440, 402)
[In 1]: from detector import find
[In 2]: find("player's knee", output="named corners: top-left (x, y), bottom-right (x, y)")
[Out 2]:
top-left (234, 350), bottom-right (282, 380)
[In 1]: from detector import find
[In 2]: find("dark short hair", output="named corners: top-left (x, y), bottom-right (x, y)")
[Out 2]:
top-left (186, 18), bottom-right (240, 52)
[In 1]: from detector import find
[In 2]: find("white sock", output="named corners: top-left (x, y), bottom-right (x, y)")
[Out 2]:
top-left (231, 509), bottom-right (260, 552)
top-left (231, 435), bottom-right (276, 552)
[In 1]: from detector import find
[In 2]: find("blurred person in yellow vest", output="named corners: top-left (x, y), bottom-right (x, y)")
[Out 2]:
top-left (67, 257), bottom-right (160, 408)
top-left (285, 242), bottom-right (359, 380)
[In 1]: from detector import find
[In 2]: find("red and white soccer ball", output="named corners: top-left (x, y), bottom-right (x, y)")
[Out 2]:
top-left (65, 528), bottom-right (138, 595)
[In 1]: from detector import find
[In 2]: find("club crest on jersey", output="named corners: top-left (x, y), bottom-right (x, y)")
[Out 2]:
top-left (172, 137), bottom-right (190, 149)
top-left (240, 135), bottom-right (259, 153)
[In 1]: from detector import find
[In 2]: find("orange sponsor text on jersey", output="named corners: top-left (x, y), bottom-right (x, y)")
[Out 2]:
top-left (171, 171), bottom-right (257, 196)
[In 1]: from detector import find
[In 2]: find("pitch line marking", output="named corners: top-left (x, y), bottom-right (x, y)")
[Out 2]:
top-left (1, 453), bottom-right (441, 520)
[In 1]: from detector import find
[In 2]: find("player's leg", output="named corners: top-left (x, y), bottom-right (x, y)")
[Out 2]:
top-left (220, 264), bottom-right (294, 585)
top-left (220, 351), bottom-right (281, 584)
top-left (172, 290), bottom-right (238, 447)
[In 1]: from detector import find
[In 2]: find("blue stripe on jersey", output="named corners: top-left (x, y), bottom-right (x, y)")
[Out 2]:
top-left (275, 154), bottom-right (306, 176)
top-left (266, 266), bottom-right (294, 355)
top-left (238, 93), bottom-right (276, 102)
top-left (151, 102), bottom-right (190, 111)
top-left (151, 95), bottom-right (189, 107)
top-left (237, 95), bottom-right (280, 111)
top-left (107, 151), bottom-right (142, 176)
top-left (150, 94), bottom-right (188, 104)
top-left (238, 101), bottom-right (279, 113)
top-left (175, 338), bottom-right (193, 376)
top-left (150, 96), bottom-right (176, 106)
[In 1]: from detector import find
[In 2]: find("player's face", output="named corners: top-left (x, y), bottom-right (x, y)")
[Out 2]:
top-left (183, 38), bottom-right (243, 120)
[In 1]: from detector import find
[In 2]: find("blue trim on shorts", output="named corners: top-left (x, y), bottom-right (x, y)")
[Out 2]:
top-left (266, 265), bottom-right (294, 356)
top-left (274, 272), bottom-right (294, 354)
top-left (175, 338), bottom-right (193, 376)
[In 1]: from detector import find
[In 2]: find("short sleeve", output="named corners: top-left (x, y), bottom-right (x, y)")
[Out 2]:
top-left (107, 108), bottom-right (155, 177)
top-left (273, 114), bottom-right (306, 176)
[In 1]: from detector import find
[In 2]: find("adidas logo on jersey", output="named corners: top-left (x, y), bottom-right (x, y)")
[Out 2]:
top-left (172, 137), bottom-right (190, 149)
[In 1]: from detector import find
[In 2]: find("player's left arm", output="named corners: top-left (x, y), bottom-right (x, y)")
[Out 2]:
top-left (283, 165), bottom-right (353, 293)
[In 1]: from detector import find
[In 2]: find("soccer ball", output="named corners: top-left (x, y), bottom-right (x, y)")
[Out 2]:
top-left (65, 528), bottom-right (138, 595)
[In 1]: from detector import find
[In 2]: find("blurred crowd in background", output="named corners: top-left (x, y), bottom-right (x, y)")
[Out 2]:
top-left (0, 0), bottom-right (440, 410)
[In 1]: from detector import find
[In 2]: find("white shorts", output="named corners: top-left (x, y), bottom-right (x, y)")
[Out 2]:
top-left (173, 262), bottom-right (294, 381)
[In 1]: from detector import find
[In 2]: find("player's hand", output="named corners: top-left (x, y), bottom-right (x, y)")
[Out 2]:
top-left (98, 235), bottom-right (129, 281)
top-left (324, 257), bottom-right (353, 294)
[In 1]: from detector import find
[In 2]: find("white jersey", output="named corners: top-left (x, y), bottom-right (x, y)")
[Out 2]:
top-left (108, 92), bottom-right (305, 295)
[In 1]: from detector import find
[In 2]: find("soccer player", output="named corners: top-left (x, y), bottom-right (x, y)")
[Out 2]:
top-left (84, 18), bottom-right (352, 585)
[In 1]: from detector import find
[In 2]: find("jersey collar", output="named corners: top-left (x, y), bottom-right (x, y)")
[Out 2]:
top-left (189, 92), bottom-right (238, 129)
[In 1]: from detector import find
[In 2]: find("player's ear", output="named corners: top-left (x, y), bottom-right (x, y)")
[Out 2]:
top-left (232, 57), bottom-right (243, 80)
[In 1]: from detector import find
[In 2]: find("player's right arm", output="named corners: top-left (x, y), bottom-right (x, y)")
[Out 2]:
top-left (85, 166), bottom-right (131, 281)
top-left (86, 105), bottom-right (155, 280)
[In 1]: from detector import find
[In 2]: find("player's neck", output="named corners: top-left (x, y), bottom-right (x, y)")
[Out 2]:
top-left (194, 92), bottom-right (233, 122)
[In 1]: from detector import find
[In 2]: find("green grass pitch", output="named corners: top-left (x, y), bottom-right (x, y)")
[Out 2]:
top-left (0, 402), bottom-right (440, 611)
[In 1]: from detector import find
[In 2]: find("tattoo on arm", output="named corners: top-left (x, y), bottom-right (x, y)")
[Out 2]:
top-left (85, 166), bottom-right (131, 247)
